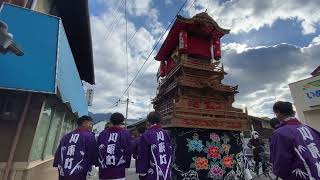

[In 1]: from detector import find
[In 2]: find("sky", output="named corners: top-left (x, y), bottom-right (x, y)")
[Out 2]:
top-left (87, 0), bottom-right (320, 119)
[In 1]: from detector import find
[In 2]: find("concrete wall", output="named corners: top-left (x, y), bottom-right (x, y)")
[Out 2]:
top-left (304, 109), bottom-right (320, 131)
top-left (0, 91), bottom-right (44, 162)
top-left (0, 92), bottom-right (79, 180)
top-left (0, 159), bottom-right (58, 180)
top-left (14, 94), bottom-right (44, 162)
top-left (0, 91), bottom-right (27, 162)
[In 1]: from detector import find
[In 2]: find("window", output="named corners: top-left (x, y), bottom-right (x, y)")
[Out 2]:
top-left (30, 100), bottom-right (54, 161)
top-left (53, 112), bottom-right (75, 149)
top-left (53, 111), bottom-right (66, 151)
top-left (44, 106), bottom-right (64, 157)
top-left (29, 97), bottom-right (80, 161)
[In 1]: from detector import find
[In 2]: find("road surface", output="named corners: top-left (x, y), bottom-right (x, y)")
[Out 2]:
top-left (88, 159), bottom-right (277, 180)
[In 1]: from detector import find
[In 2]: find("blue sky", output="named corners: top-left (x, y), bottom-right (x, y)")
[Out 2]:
top-left (88, 0), bottom-right (320, 118)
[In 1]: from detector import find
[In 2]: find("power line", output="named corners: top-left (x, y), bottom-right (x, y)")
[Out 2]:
top-left (128, 30), bottom-right (138, 44)
top-left (101, 0), bottom-right (123, 35)
top-left (103, 0), bottom-right (125, 42)
top-left (107, 0), bottom-right (189, 109)
top-left (187, 0), bottom-right (197, 12)
top-left (125, 0), bottom-right (130, 126)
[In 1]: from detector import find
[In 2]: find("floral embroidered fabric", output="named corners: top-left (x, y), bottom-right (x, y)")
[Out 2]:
top-left (170, 128), bottom-right (243, 180)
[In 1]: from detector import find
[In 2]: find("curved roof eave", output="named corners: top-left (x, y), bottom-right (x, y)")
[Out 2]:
top-left (56, 0), bottom-right (95, 84)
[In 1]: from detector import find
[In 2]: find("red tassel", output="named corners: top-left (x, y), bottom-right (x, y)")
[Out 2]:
top-left (213, 37), bottom-right (221, 60)
top-left (166, 58), bottom-right (176, 74)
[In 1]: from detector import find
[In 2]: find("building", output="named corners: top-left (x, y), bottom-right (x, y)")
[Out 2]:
top-left (0, 1), bottom-right (94, 179)
top-left (127, 118), bottom-right (147, 138)
top-left (289, 66), bottom-right (320, 130)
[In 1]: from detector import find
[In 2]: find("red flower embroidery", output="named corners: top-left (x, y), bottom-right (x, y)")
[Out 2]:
top-left (223, 155), bottom-right (233, 168)
top-left (195, 157), bottom-right (209, 170)
top-left (208, 146), bottom-right (220, 159)
top-left (222, 144), bottom-right (230, 153)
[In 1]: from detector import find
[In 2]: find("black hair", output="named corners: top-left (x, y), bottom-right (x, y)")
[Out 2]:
top-left (137, 126), bottom-right (146, 134)
top-left (110, 112), bottom-right (125, 125)
top-left (147, 111), bottom-right (161, 124)
top-left (273, 101), bottom-right (295, 116)
top-left (77, 115), bottom-right (93, 126)
top-left (270, 118), bottom-right (280, 129)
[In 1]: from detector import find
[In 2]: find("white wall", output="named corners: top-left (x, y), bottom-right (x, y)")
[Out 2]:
top-left (289, 75), bottom-right (320, 130)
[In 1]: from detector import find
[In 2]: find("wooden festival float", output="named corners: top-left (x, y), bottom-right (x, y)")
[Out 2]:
top-left (152, 12), bottom-right (249, 179)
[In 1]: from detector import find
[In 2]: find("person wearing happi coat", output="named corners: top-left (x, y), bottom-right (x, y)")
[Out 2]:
top-left (133, 126), bottom-right (146, 159)
top-left (97, 112), bottom-right (132, 180)
top-left (136, 111), bottom-right (173, 180)
top-left (270, 101), bottom-right (320, 180)
top-left (248, 131), bottom-right (267, 175)
top-left (132, 126), bottom-right (147, 180)
top-left (53, 115), bottom-right (98, 180)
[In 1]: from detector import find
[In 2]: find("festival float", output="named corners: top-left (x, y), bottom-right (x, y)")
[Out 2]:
top-left (152, 12), bottom-right (249, 179)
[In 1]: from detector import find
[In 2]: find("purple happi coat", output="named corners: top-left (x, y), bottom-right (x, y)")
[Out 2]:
top-left (97, 126), bottom-right (132, 179)
top-left (136, 124), bottom-right (173, 180)
top-left (53, 128), bottom-right (98, 180)
top-left (133, 136), bottom-right (142, 159)
top-left (270, 117), bottom-right (320, 180)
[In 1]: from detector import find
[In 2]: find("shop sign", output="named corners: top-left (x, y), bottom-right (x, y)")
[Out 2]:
top-left (303, 79), bottom-right (320, 106)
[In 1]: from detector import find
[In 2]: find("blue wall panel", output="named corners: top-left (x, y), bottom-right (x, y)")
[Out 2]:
top-left (57, 23), bottom-right (88, 116)
top-left (0, 4), bottom-right (58, 93)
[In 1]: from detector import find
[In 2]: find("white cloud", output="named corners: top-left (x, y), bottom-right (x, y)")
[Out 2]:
top-left (88, 0), bottom-right (320, 119)
top-left (223, 43), bottom-right (248, 53)
top-left (165, 0), bottom-right (173, 5)
top-left (89, 1), bottom-right (164, 119)
top-left (185, 0), bottom-right (320, 35)
top-left (310, 34), bottom-right (320, 46)
top-left (223, 42), bottom-right (319, 117)
top-left (127, 0), bottom-right (152, 16)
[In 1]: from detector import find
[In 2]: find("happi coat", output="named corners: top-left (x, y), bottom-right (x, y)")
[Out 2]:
top-left (53, 128), bottom-right (98, 180)
top-left (270, 117), bottom-right (320, 180)
top-left (97, 126), bottom-right (132, 179)
top-left (136, 124), bottom-right (173, 180)
top-left (133, 136), bottom-right (142, 159)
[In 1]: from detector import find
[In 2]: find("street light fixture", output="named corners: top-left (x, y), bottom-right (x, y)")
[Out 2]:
top-left (0, 20), bottom-right (24, 56)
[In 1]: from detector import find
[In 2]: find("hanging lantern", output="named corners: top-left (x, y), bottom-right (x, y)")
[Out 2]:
top-left (213, 37), bottom-right (221, 60)
top-left (160, 60), bottom-right (166, 77)
top-left (179, 30), bottom-right (188, 52)
top-left (166, 58), bottom-right (176, 74)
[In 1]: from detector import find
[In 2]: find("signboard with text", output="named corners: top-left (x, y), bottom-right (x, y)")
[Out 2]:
top-left (303, 78), bottom-right (320, 107)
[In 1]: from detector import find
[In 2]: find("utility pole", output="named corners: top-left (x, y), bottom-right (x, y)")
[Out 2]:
top-left (125, 97), bottom-right (129, 128)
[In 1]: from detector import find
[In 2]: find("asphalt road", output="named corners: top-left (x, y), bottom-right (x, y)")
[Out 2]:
top-left (88, 159), bottom-right (139, 180)
top-left (89, 159), bottom-right (277, 180)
